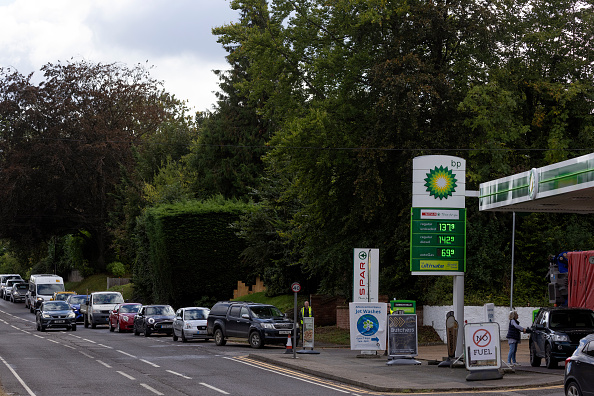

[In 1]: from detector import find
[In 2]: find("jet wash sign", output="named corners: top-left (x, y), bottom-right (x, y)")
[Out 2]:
top-left (411, 156), bottom-right (466, 275)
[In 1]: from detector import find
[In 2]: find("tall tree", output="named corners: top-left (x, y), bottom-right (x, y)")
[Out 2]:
top-left (0, 61), bottom-right (178, 270)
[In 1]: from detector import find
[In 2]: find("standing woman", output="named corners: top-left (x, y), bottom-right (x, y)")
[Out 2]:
top-left (506, 310), bottom-right (525, 366)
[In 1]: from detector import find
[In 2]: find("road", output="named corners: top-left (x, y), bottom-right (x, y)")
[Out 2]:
top-left (0, 299), bottom-right (566, 396)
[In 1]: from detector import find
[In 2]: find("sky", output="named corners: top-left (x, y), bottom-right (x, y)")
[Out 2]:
top-left (0, 0), bottom-right (240, 112)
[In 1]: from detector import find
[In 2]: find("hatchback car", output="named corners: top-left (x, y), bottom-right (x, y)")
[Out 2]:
top-left (66, 294), bottom-right (88, 323)
top-left (109, 303), bottom-right (141, 332)
top-left (133, 305), bottom-right (175, 337)
top-left (565, 333), bottom-right (594, 396)
top-left (173, 307), bottom-right (210, 342)
top-left (0, 275), bottom-right (23, 299)
top-left (4, 278), bottom-right (25, 301)
top-left (36, 300), bottom-right (77, 331)
top-left (9, 282), bottom-right (28, 303)
top-left (529, 307), bottom-right (594, 368)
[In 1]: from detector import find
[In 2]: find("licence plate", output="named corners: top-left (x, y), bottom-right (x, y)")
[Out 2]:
top-left (197, 330), bottom-right (205, 335)
top-left (160, 324), bottom-right (172, 328)
top-left (279, 330), bottom-right (291, 335)
top-left (53, 320), bottom-right (65, 324)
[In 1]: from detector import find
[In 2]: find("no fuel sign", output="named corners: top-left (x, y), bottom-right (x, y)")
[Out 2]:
top-left (463, 322), bottom-right (501, 371)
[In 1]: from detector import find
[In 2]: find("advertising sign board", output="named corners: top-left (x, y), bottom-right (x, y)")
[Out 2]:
top-left (464, 322), bottom-right (501, 371)
top-left (349, 302), bottom-right (386, 351)
top-left (302, 317), bottom-right (314, 349)
top-left (353, 248), bottom-right (379, 302)
top-left (387, 314), bottom-right (418, 357)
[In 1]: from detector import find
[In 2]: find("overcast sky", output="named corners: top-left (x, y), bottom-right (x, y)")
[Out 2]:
top-left (0, 0), bottom-right (240, 112)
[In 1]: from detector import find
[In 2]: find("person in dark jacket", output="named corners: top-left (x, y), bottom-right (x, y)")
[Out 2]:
top-left (506, 310), bottom-right (526, 366)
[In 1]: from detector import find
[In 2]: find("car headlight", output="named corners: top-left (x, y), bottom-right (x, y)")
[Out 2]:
top-left (261, 323), bottom-right (274, 329)
top-left (36, 297), bottom-right (44, 302)
top-left (122, 316), bottom-right (129, 322)
top-left (148, 317), bottom-right (155, 324)
top-left (67, 312), bottom-right (75, 318)
top-left (184, 322), bottom-right (193, 329)
top-left (551, 334), bottom-right (569, 342)
top-left (42, 313), bottom-right (51, 318)
top-left (91, 308), bottom-right (102, 314)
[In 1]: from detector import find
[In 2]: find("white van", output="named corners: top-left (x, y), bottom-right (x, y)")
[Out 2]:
top-left (26, 274), bottom-right (65, 312)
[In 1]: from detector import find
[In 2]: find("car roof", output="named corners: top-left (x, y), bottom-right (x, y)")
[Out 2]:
top-left (180, 307), bottom-right (210, 310)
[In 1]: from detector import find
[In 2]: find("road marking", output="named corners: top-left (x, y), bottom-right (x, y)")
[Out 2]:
top-left (140, 359), bottom-right (160, 368)
top-left (96, 360), bottom-right (112, 368)
top-left (199, 382), bottom-right (229, 395)
top-left (63, 345), bottom-right (76, 350)
top-left (81, 338), bottom-right (96, 343)
top-left (116, 371), bottom-right (136, 380)
top-left (227, 356), bottom-right (351, 394)
top-left (166, 370), bottom-right (192, 379)
top-left (97, 343), bottom-right (112, 349)
top-left (140, 383), bottom-right (164, 395)
top-left (117, 350), bottom-right (136, 358)
top-left (79, 351), bottom-right (94, 359)
top-left (33, 334), bottom-right (44, 339)
top-left (0, 356), bottom-right (36, 396)
top-left (48, 339), bottom-right (60, 344)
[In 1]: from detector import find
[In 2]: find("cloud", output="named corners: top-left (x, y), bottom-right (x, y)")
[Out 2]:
top-left (0, 0), bottom-right (238, 111)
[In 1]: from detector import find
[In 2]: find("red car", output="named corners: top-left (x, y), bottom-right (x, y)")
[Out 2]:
top-left (109, 303), bottom-right (141, 332)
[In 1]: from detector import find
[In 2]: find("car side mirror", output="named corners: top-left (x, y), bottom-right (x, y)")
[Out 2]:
top-left (241, 313), bottom-right (250, 319)
top-left (534, 323), bottom-right (544, 330)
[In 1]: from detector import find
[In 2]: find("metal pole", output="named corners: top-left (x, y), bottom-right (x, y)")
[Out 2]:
top-left (510, 212), bottom-right (516, 310)
top-left (293, 291), bottom-right (297, 359)
top-left (367, 249), bottom-right (371, 302)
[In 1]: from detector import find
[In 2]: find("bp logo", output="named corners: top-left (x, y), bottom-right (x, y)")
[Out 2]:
top-left (424, 166), bottom-right (457, 200)
top-left (357, 314), bottom-right (379, 336)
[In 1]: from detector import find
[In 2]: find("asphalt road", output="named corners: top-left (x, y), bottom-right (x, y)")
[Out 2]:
top-left (0, 298), bottom-right (567, 396)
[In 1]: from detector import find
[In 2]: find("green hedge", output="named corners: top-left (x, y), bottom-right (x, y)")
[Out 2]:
top-left (134, 197), bottom-right (253, 307)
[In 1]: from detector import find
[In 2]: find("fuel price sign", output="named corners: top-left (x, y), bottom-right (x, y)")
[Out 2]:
top-left (410, 208), bottom-right (466, 274)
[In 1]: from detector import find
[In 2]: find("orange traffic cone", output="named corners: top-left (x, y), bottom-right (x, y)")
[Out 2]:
top-left (285, 334), bottom-right (293, 354)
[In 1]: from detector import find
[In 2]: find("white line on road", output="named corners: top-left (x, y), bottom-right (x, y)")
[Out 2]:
top-left (33, 334), bottom-right (44, 339)
top-left (117, 350), bottom-right (136, 358)
top-left (166, 370), bottom-right (192, 379)
top-left (0, 356), bottom-right (36, 396)
top-left (140, 359), bottom-right (160, 368)
top-left (140, 383), bottom-right (164, 395)
top-left (48, 339), bottom-right (60, 344)
top-left (78, 351), bottom-right (94, 359)
top-left (81, 338), bottom-right (96, 343)
top-left (116, 371), bottom-right (136, 380)
top-left (97, 343), bottom-right (113, 349)
top-left (96, 360), bottom-right (112, 368)
top-left (199, 382), bottom-right (229, 394)
top-left (63, 345), bottom-right (76, 349)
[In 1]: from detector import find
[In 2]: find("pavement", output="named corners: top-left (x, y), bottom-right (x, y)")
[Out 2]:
top-left (247, 342), bottom-right (565, 393)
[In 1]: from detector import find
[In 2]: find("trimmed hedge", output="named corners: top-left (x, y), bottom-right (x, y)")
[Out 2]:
top-left (133, 197), bottom-right (253, 307)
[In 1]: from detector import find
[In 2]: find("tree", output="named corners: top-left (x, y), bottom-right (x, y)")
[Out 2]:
top-left (0, 61), bottom-right (178, 270)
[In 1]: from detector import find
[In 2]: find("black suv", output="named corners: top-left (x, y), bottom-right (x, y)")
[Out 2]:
top-left (529, 307), bottom-right (594, 368)
top-left (207, 301), bottom-right (297, 348)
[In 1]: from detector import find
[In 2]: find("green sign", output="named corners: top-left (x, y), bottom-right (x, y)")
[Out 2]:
top-left (390, 300), bottom-right (416, 314)
top-left (410, 208), bottom-right (466, 273)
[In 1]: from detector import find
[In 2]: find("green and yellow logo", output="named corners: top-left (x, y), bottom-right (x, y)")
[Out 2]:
top-left (424, 166), bottom-right (457, 200)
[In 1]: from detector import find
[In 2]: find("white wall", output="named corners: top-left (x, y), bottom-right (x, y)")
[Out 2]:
top-left (423, 305), bottom-right (539, 342)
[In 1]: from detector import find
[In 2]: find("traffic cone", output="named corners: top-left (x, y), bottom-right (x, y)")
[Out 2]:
top-left (285, 334), bottom-right (293, 354)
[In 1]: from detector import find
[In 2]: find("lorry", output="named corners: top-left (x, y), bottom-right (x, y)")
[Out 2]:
top-left (80, 291), bottom-right (125, 328)
top-left (25, 274), bottom-right (65, 313)
top-left (547, 251), bottom-right (594, 310)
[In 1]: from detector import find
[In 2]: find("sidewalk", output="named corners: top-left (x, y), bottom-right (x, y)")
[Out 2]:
top-left (248, 342), bottom-right (565, 393)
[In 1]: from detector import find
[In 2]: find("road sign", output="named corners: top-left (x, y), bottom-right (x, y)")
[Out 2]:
top-left (464, 322), bottom-right (501, 371)
top-left (291, 282), bottom-right (301, 293)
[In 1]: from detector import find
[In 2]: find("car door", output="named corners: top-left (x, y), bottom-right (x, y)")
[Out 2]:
top-left (135, 307), bottom-right (145, 332)
top-left (578, 340), bottom-right (594, 396)
top-left (173, 309), bottom-right (183, 336)
top-left (532, 311), bottom-right (549, 357)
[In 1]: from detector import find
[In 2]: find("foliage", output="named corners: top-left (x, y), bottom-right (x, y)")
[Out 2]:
top-left (107, 262), bottom-right (126, 278)
top-left (133, 196), bottom-right (254, 306)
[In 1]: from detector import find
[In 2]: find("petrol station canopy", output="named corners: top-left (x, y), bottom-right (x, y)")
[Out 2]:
top-left (479, 152), bottom-right (594, 214)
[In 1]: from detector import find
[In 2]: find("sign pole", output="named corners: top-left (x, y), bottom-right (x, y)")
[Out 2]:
top-left (291, 282), bottom-right (301, 359)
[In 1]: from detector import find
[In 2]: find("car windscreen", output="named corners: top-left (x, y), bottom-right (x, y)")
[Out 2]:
top-left (15, 284), bottom-right (28, 290)
top-left (550, 311), bottom-right (594, 329)
top-left (120, 304), bottom-right (141, 313)
top-left (185, 309), bottom-right (209, 320)
top-left (250, 306), bottom-right (284, 319)
top-left (44, 302), bottom-right (71, 311)
top-left (145, 306), bottom-right (174, 316)
top-left (55, 294), bottom-right (71, 301)
top-left (94, 294), bottom-right (124, 304)
top-left (7, 279), bottom-right (23, 286)
top-left (68, 296), bottom-right (87, 304)
top-left (37, 284), bottom-right (65, 295)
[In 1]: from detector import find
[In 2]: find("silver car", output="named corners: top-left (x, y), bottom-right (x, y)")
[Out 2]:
top-left (173, 307), bottom-right (210, 342)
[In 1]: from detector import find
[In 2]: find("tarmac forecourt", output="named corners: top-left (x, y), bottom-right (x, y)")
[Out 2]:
top-left (247, 342), bottom-right (564, 394)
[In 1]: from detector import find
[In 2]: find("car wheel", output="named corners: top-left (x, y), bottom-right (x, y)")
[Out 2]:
top-left (566, 380), bottom-right (583, 396)
top-left (144, 325), bottom-right (151, 337)
top-left (214, 328), bottom-right (226, 346)
top-left (109, 321), bottom-right (115, 332)
top-left (90, 316), bottom-right (97, 329)
top-left (71, 325), bottom-right (77, 331)
top-left (545, 344), bottom-right (557, 368)
top-left (36, 320), bottom-right (41, 332)
top-left (134, 325), bottom-right (140, 336)
top-left (181, 331), bottom-right (188, 343)
top-left (172, 331), bottom-right (178, 342)
top-left (529, 343), bottom-right (541, 367)
top-left (40, 325), bottom-right (46, 332)
top-left (116, 320), bottom-right (121, 333)
top-left (84, 315), bottom-right (89, 328)
top-left (249, 331), bottom-right (264, 349)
